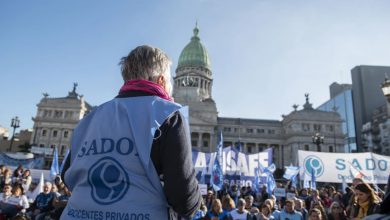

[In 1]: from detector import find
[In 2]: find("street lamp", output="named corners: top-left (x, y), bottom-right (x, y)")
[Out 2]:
top-left (312, 133), bottom-right (324, 152)
top-left (9, 116), bottom-right (20, 152)
top-left (381, 75), bottom-right (390, 102)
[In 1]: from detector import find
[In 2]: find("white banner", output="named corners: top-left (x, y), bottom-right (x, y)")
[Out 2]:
top-left (298, 150), bottom-right (390, 184)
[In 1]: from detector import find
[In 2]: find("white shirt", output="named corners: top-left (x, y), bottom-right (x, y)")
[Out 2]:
top-left (230, 209), bottom-right (249, 220)
top-left (6, 195), bottom-right (30, 209)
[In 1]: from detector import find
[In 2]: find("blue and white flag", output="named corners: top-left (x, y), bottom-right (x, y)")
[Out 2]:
top-left (291, 173), bottom-right (298, 188)
top-left (253, 168), bottom-right (260, 192)
top-left (211, 131), bottom-right (223, 191)
top-left (283, 165), bottom-right (300, 180)
top-left (310, 168), bottom-right (316, 190)
top-left (303, 173), bottom-right (310, 189)
top-left (264, 163), bottom-right (276, 174)
top-left (50, 147), bottom-right (59, 179)
top-left (59, 148), bottom-right (70, 174)
top-left (266, 173), bottom-right (276, 195)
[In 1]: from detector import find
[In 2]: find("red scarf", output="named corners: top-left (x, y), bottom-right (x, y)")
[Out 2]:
top-left (119, 80), bottom-right (173, 102)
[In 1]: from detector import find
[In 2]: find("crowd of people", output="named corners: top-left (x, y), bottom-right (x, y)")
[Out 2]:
top-left (191, 177), bottom-right (390, 220)
top-left (0, 163), bottom-right (388, 220)
top-left (0, 164), bottom-right (71, 220)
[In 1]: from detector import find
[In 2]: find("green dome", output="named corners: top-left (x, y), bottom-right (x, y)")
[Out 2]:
top-left (177, 25), bottom-right (211, 70)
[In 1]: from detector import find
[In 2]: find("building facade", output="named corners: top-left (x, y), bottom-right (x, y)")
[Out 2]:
top-left (29, 84), bottom-right (93, 168)
top-left (173, 25), bottom-right (345, 167)
top-left (317, 82), bottom-right (357, 152)
top-left (351, 65), bottom-right (390, 151)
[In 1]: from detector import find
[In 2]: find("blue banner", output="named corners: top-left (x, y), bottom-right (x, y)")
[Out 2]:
top-left (0, 153), bottom-right (45, 169)
top-left (192, 147), bottom-right (272, 187)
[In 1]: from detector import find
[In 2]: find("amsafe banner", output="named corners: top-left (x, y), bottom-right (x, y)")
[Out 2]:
top-left (298, 150), bottom-right (390, 184)
top-left (192, 147), bottom-right (272, 187)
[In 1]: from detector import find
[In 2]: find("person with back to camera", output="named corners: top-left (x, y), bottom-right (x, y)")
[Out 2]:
top-left (60, 45), bottom-right (201, 220)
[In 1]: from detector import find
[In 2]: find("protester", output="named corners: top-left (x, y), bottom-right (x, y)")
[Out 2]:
top-left (222, 195), bottom-right (236, 212)
top-left (308, 208), bottom-right (323, 220)
top-left (20, 169), bottom-right (32, 194)
top-left (349, 183), bottom-right (380, 219)
top-left (264, 198), bottom-right (280, 220)
top-left (204, 199), bottom-right (230, 220)
top-left (245, 195), bottom-right (255, 211)
top-left (229, 198), bottom-right (249, 220)
top-left (311, 201), bottom-right (327, 220)
top-left (327, 202), bottom-right (346, 220)
top-left (295, 198), bottom-right (308, 220)
top-left (257, 203), bottom-right (274, 220)
top-left (279, 199), bottom-right (303, 220)
top-left (30, 181), bottom-right (57, 220)
top-left (5, 184), bottom-right (29, 217)
top-left (60, 45), bottom-right (201, 219)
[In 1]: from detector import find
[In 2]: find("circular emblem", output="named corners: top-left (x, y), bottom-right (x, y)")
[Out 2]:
top-left (88, 156), bottom-right (130, 205)
top-left (303, 155), bottom-right (324, 178)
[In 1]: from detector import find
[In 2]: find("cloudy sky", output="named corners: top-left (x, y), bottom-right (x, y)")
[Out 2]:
top-left (1, 0), bottom-right (390, 130)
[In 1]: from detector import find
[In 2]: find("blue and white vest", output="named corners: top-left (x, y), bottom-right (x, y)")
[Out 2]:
top-left (61, 96), bottom-right (183, 220)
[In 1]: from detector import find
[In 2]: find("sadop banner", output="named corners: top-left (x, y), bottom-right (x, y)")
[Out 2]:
top-left (298, 150), bottom-right (390, 184)
top-left (192, 147), bottom-right (272, 187)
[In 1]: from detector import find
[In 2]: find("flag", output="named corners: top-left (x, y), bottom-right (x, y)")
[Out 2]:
top-left (266, 173), bottom-right (276, 195)
top-left (310, 168), bottom-right (316, 190)
top-left (199, 166), bottom-right (207, 184)
top-left (29, 173), bottom-right (44, 202)
top-left (303, 172), bottom-right (310, 189)
top-left (349, 164), bottom-right (365, 179)
top-left (264, 163), bottom-right (276, 174)
top-left (211, 131), bottom-right (223, 191)
top-left (291, 173), bottom-right (298, 188)
top-left (283, 165), bottom-right (300, 180)
top-left (253, 168), bottom-right (260, 192)
top-left (59, 148), bottom-right (70, 174)
top-left (50, 147), bottom-right (59, 179)
top-left (236, 142), bottom-right (241, 152)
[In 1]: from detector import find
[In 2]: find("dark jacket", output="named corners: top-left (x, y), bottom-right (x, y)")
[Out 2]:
top-left (62, 91), bottom-right (201, 218)
top-left (350, 201), bottom-right (381, 218)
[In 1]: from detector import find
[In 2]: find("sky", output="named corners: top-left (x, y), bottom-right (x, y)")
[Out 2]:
top-left (1, 0), bottom-right (390, 131)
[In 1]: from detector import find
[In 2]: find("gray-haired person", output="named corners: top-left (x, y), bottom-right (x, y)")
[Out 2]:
top-left (61, 45), bottom-right (201, 219)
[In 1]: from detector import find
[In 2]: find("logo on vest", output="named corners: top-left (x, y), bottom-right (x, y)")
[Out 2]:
top-left (88, 156), bottom-right (130, 205)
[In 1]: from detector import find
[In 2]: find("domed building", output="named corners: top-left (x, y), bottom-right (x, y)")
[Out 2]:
top-left (173, 24), bottom-right (218, 152)
top-left (173, 25), bottom-right (346, 167)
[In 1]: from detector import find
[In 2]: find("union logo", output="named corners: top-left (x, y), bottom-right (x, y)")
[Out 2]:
top-left (88, 156), bottom-right (130, 205)
top-left (303, 155), bottom-right (324, 178)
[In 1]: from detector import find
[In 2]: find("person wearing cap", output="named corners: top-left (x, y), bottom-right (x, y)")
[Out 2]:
top-left (60, 45), bottom-right (201, 219)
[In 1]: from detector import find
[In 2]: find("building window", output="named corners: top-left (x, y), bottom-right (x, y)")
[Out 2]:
top-left (53, 130), bottom-right (58, 137)
top-left (314, 124), bottom-right (321, 132)
top-left (326, 125), bottom-right (334, 132)
top-left (203, 141), bottom-right (209, 148)
top-left (246, 128), bottom-right (253, 134)
top-left (42, 130), bottom-right (47, 137)
top-left (257, 129), bottom-right (265, 134)
top-left (302, 123), bottom-right (310, 131)
top-left (50, 145), bottom-right (55, 149)
top-left (234, 128), bottom-right (239, 133)
top-left (268, 129), bottom-right (275, 134)
top-left (191, 132), bottom-right (199, 147)
top-left (223, 127), bottom-right (231, 132)
top-left (64, 131), bottom-right (69, 138)
top-left (317, 144), bottom-right (321, 152)
top-left (39, 144), bottom-right (44, 148)
top-left (54, 110), bottom-right (63, 118)
top-left (304, 145), bottom-right (309, 151)
top-left (329, 146), bottom-right (334, 152)
top-left (247, 146), bottom-right (252, 153)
